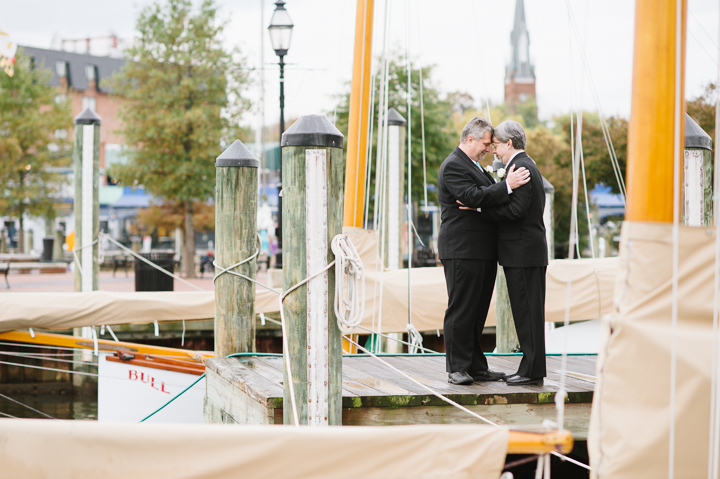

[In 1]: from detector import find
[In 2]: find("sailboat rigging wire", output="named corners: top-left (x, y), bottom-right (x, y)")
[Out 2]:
top-left (710, 9), bottom-right (720, 476)
top-left (405, 0), bottom-right (416, 338)
top-left (364, 73), bottom-right (377, 228)
top-left (0, 392), bottom-right (57, 420)
top-left (668, 1), bottom-right (682, 476)
top-left (565, 1), bottom-right (626, 203)
top-left (414, 2), bottom-right (429, 211)
top-left (690, 9), bottom-right (719, 49)
top-left (470, 0), bottom-right (492, 120)
top-left (0, 411), bottom-right (18, 419)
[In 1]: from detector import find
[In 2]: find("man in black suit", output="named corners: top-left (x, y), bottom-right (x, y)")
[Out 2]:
top-left (438, 116), bottom-right (530, 385)
top-left (478, 120), bottom-right (548, 386)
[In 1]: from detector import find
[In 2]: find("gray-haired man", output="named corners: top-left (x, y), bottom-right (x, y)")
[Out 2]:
top-left (478, 120), bottom-right (548, 385)
top-left (437, 116), bottom-right (530, 385)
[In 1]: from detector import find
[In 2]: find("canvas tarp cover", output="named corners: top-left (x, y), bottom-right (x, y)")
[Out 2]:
top-left (0, 420), bottom-right (508, 479)
top-left (588, 221), bottom-right (720, 478)
top-left (0, 227), bottom-right (616, 333)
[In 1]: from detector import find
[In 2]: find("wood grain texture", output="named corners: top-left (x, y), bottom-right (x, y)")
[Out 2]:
top-left (72, 124), bottom-right (100, 292)
top-left (281, 146), bottom-right (344, 425)
top-left (214, 166), bottom-right (257, 357)
top-left (495, 266), bottom-right (519, 352)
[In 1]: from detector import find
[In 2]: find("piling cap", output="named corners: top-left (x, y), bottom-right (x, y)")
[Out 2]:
top-left (282, 114), bottom-right (343, 148)
top-left (685, 113), bottom-right (712, 150)
top-left (74, 108), bottom-right (102, 126)
top-left (542, 176), bottom-right (554, 193)
top-left (385, 107), bottom-right (406, 126)
top-left (216, 140), bottom-right (259, 167)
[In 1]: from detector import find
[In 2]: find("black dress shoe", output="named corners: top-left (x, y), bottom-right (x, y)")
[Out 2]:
top-left (505, 375), bottom-right (543, 386)
top-left (470, 369), bottom-right (507, 381)
top-left (501, 374), bottom-right (520, 382)
top-left (448, 371), bottom-right (474, 385)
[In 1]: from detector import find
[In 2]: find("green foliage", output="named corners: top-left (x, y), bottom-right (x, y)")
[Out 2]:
top-left (0, 50), bottom-right (73, 230)
top-left (108, 0), bottom-right (249, 202)
top-left (687, 83), bottom-right (716, 143)
top-left (334, 57), bottom-right (457, 215)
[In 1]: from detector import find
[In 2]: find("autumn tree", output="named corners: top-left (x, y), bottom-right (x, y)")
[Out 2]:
top-left (0, 50), bottom-right (73, 252)
top-left (335, 58), bottom-right (457, 216)
top-left (109, 0), bottom-right (249, 277)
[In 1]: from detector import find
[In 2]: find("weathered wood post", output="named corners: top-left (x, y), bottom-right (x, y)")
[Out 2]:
top-left (72, 108), bottom-right (101, 376)
top-left (543, 177), bottom-right (555, 260)
top-left (214, 140), bottom-right (259, 358)
top-left (683, 113), bottom-right (713, 226)
top-left (492, 158), bottom-right (519, 353)
top-left (73, 108), bottom-right (101, 293)
top-left (281, 114), bottom-right (343, 426)
top-left (385, 107), bottom-right (406, 270)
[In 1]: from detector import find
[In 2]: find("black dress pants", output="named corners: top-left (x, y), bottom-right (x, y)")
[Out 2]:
top-left (441, 258), bottom-right (497, 373)
top-left (504, 266), bottom-right (547, 378)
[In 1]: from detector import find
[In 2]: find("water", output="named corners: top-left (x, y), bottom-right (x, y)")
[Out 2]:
top-left (0, 392), bottom-right (97, 420)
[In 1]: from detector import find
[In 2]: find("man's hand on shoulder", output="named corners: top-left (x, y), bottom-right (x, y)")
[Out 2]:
top-left (506, 165), bottom-right (530, 190)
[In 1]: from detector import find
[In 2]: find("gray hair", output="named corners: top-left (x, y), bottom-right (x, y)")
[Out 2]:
top-left (460, 116), bottom-right (493, 143)
top-left (493, 120), bottom-right (526, 150)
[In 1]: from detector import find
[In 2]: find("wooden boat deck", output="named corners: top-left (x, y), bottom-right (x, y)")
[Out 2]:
top-left (204, 354), bottom-right (596, 439)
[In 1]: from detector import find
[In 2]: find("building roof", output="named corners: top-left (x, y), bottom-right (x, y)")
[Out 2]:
top-left (19, 45), bottom-right (125, 93)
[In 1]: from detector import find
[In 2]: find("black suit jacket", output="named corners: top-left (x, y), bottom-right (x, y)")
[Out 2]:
top-left (437, 147), bottom-right (510, 260)
top-left (480, 152), bottom-right (548, 268)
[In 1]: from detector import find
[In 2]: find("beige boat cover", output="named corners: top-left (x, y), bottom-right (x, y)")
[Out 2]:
top-left (0, 227), bottom-right (616, 334)
top-left (0, 420), bottom-right (508, 479)
top-left (588, 221), bottom-right (720, 478)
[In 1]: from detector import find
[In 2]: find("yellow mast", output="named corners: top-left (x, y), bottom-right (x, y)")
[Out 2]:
top-left (343, 0), bottom-right (375, 227)
top-left (626, 0), bottom-right (686, 221)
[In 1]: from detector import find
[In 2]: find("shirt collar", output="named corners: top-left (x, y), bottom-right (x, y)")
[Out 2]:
top-left (505, 150), bottom-right (525, 170)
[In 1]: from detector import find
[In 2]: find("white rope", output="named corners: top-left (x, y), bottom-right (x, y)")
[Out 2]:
top-left (91, 327), bottom-right (98, 356)
top-left (354, 324), bottom-right (439, 354)
top-left (102, 233), bottom-right (206, 292)
top-left (332, 235), bottom-right (365, 334)
top-left (71, 237), bottom-right (99, 279)
top-left (345, 335), bottom-right (498, 427)
top-left (28, 328), bottom-right (35, 339)
top-left (363, 72), bottom-right (377, 228)
top-left (405, 323), bottom-right (423, 354)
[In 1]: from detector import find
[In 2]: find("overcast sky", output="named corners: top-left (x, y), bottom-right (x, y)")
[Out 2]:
top-left (5, 0), bottom-right (720, 132)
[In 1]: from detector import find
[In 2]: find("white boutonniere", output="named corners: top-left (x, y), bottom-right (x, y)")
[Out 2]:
top-left (497, 168), bottom-right (506, 179)
top-left (485, 165), bottom-right (494, 174)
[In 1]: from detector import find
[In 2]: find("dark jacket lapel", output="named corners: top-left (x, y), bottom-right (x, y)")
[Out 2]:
top-left (453, 147), bottom-right (492, 186)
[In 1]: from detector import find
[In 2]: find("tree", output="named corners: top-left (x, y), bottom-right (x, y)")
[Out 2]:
top-left (335, 57), bottom-right (457, 219)
top-left (0, 50), bottom-right (73, 252)
top-left (687, 83), bottom-right (716, 143)
top-left (108, 0), bottom-right (249, 277)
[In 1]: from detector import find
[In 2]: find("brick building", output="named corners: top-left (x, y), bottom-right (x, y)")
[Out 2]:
top-left (504, 0), bottom-right (536, 109)
top-left (21, 46), bottom-right (126, 179)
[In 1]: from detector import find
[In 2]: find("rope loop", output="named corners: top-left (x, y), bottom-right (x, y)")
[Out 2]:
top-left (331, 234), bottom-right (365, 334)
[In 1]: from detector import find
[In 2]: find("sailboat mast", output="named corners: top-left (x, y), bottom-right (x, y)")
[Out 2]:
top-left (343, 0), bottom-right (375, 227)
top-left (626, 0), bottom-right (686, 221)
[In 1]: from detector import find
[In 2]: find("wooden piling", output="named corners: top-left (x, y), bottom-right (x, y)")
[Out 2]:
top-left (73, 108), bottom-right (101, 293)
top-left (214, 141), bottom-right (259, 358)
top-left (281, 115), bottom-right (344, 426)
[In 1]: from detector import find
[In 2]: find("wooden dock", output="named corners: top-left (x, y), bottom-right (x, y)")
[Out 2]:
top-left (204, 354), bottom-right (596, 439)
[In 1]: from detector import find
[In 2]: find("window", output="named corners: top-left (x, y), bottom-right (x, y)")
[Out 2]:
top-left (82, 96), bottom-right (97, 112)
top-left (85, 64), bottom-right (97, 82)
top-left (55, 60), bottom-right (68, 78)
top-left (54, 129), bottom-right (68, 139)
top-left (54, 94), bottom-right (67, 104)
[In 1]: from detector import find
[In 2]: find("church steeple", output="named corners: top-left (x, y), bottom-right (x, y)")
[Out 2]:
top-left (504, 0), bottom-right (536, 107)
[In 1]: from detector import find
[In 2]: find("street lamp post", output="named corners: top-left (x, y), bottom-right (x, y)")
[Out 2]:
top-left (268, 0), bottom-right (293, 269)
